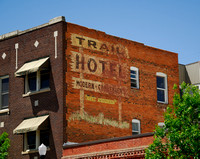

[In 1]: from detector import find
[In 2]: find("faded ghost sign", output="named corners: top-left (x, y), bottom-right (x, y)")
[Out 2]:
top-left (71, 34), bottom-right (129, 58)
top-left (68, 33), bottom-right (131, 131)
top-left (72, 77), bottom-right (129, 97)
top-left (70, 51), bottom-right (129, 81)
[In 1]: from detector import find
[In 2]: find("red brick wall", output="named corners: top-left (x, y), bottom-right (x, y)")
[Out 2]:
top-left (65, 23), bottom-right (179, 143)
top-left (0, 22), bottom-right (65, 159)
top-left (62, 133), bottom-right (154, 158)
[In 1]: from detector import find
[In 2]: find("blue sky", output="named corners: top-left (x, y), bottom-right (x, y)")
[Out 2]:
top-left (1, 0), bottom-right (200, 64)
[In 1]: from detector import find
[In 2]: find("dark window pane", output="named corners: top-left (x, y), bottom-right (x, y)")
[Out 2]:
top-left (2, 94), bottom-right (8, 108)
top-left (131, 80), bottom-right (137, 88)
top-left (157, 76), bottom-right (165, 89)
top-left (2, 78), bottom-right (9, 93)
top-left (130, 74), bottom-right (136, 78)
top-left (27, 131), bottom-right (36, 150)
top-left (28, 73), bottom-right (37, 91)
top-left (132, 122), bottom-right (139, 131)
top-left (131, 70), bottom-right (136, 74)
top-left (40, 70), bottom-right (50, 89)
top-left (132, 131), bottom-right (139, 135)
top-left (40, 130), bottom-right (49, 147)
top-left (131, 78), bottom-right (137, 87)
top-left (157, 89), bottom-right (165, 102)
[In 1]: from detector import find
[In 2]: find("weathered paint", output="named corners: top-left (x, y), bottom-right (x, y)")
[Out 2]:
top-left (85, 95), bottom-right (97, 102)
top-left (72, 77), bottom-right (129, 97)
top-left (85, 95), bottom-right (117, 105)
top-left (68, 111), bottom-right (129, 129)
top-left (70, 36), bottom-right (130, 134)
top-left (97, 97), bottom-right (117, 105)
top-left (70, 51), bottom-right (129, 81)
top-left (72, 76), bottom-right (102, 92)
top-left (71, 34), bottom-right (129, 58)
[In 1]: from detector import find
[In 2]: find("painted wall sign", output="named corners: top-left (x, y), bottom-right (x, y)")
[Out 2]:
top-left (70, 51), bottom-right (128, 81)
top-left (69, 34), bottom-right (130, 131)
top-left (69, 111), bottom-right (129, 129)
top-left (72, 77), bottom-right (129, 97)
top-left (85, 95), bottom-right (117, 105)
top-left (72, 77), bottom-right (102, 92)
top-left (71, 34), bottom-right (129, 58)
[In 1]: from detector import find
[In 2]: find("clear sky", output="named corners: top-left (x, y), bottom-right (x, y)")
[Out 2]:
top-left (1, 0), bottom-right (200, 64)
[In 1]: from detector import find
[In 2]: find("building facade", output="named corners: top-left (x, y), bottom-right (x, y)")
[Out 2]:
top-left (0, 17), bottom-right (66, 159)
top-left (62, 133), bottom-right (154, 159)
top-left (0, 16), bottom-right (179, 159)
top-left (65, 20), bottom-right (179, 143)
top-left (179, 62), bottom-right (200, 88)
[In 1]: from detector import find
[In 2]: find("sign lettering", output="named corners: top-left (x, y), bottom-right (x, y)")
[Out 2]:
top-left (72, 77), bottom-right (129, 97)
top-left (71, 34), bottom-right (129, 58)
top-left (71, 51), bottom-right (128, 81)
top-left (85, 95), bottom-right (117, 104)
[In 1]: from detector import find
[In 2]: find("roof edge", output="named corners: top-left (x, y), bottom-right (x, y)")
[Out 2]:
top-left (63, 132), bottom-right (154, 149)
top-left (0, 16), bottom-right (65, 41)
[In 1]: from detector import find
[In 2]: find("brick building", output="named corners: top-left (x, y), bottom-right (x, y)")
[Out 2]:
top-left (62, 133), bottom-right (154, 159)
top-left (0, 16), bottom-right (179, 159)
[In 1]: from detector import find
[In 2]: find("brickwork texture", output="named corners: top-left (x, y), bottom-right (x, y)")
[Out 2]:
top-left (65, 23), bottom-right (179, 143)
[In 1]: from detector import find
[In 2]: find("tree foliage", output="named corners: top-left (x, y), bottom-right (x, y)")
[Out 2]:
top-left (0, 132), bottom-right (10, 159)
top-left (145, 83), bottom-right (200, 159)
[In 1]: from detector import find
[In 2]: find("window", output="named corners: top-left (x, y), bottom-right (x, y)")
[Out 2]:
top-left (0, 76), bottom-right (9, 110)
top-left (25, 69), bottom-right (50, 94)
top-left (132, 119), bottom-right (140, 135)
top-left (130, 67), bottom-right (139, 89)
top-left (40, 129), bottom-right (50, 146)
top-left (13, 115), bottom-right (49, 152)
top-left (24, 129), bottom-right (49, 151)
top-left (14, 57), bottom-right (50, 95)
top-left (156, 72), bottom-right (168, 103)
top-left (27, 131), bottom-right (36, 150)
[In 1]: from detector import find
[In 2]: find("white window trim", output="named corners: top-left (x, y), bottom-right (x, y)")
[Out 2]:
top-left (0, 108), bottom-right (9, 114)
top-left (130, 66), bottom-right (139, 89)
top-left (24, 69), bottom-right (50, 96)
top-left (0, 75), bottom-right (9, 110)
top-left (132, 119), bottom-right (141, 135)
top-left (23, 130), bottom-right (39, 152)
top-left (21, 147), bottom-right (50, 155)
top-left (23, 129), bottom-right (49, 153)
top-left (156, 72), bottom-right (168, 104)
top-left (23, 88), bottom-right (50, 97)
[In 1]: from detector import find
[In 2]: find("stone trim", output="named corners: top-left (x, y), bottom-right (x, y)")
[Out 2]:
top-left (61, 145), bottom-right (147, 159)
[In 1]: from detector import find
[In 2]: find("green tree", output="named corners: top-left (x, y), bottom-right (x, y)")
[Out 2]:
top-left (0, 132), bottom-right (10, 159)
top-left (145, 83), bottom-right (200, 159)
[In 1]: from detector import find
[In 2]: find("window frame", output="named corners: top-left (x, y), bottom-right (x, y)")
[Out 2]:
top-left (23, 129), bottom-right (49, 152)
top-left (130, 67), bottom-right (139, 89)
top-left (0, 75), bottom-right (9, 110)
top-left (24, 69), bottom-right (50, 95)
top-left (132, 119), bottom-right (141, 135)
top-left (156, 72), bottom-right (168, 104)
